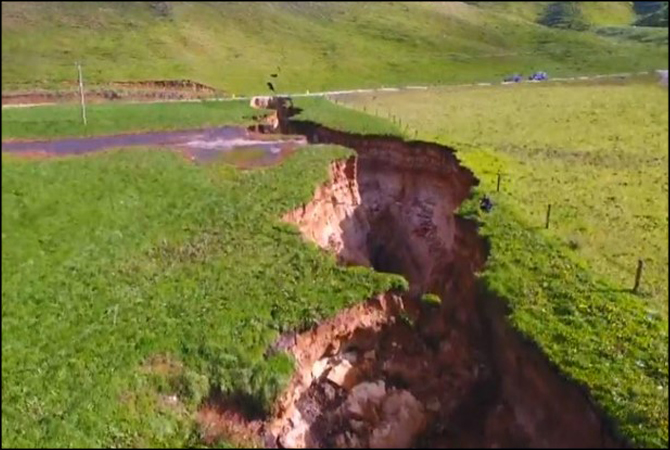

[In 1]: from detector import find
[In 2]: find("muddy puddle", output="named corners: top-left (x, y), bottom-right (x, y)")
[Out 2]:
top-left (201, 121), bottom-right (628, 449)
top-left (1, 127), bottom-right (306, 166)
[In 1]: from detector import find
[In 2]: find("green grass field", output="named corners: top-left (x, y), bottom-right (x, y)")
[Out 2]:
top-left (2, 81), bottom-right (668, 447)
top-left (1, 100), bottom-right (255, 140)
top-left (2, 0), bottom-right (669, 438)
top-left (0, 95), bottom-right (403, 141)
top-left (1, 143), bottom-right (406, 447)
top-left (0, 96), bottom-right (407, 449)
top-left (2, 2), bottom-right (668, 94)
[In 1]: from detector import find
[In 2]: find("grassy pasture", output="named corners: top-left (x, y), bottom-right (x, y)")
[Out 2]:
top-left (1, 144), bottom-right (405, 447)
top-left (2, 80), bottom-right (668, 447)
top-left (0, 95), bottom-right (402, 141)
top-left (1, 100), bottom-right (254, 140)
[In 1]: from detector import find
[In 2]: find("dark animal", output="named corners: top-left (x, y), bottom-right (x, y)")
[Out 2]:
top-left (480, 195), bottom-right (493, 213)
top-left (270, 73), bottom-right (278, 78)
top-left (267, 82), bottom-right (275, 92)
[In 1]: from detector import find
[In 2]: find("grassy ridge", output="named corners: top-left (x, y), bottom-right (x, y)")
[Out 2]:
top-left (2, 2), bottom-right (667, 94)
top-left (1, 145), bottom-right (406, 447)
top-left (461, 192), bottom-right (668, 448)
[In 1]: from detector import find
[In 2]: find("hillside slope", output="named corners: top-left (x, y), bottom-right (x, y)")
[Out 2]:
top-left (1, 2), bottom-right (667, 95)
top-left (471, 1), bottom-right (666, 27)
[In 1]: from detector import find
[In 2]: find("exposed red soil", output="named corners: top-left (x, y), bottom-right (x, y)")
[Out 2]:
top-left (109, 79), bottom-right (217, 93)
top-left (223, 121), bottom-right (627, 449)
top-left (197, 391), bottom-right (265, 447)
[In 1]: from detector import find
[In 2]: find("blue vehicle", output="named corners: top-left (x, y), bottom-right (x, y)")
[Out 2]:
top-left (529, 71), bottom-right (548, 81)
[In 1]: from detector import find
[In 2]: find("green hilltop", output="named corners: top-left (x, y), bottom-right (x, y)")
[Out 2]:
top-left (1, 2), bottom-right (667, 94)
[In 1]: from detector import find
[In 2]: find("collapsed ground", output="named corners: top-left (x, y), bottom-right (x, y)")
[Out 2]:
top-left (227, 122), bottom-right (624, 448)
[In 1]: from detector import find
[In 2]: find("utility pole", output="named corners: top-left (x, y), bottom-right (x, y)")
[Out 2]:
top-left (76, 62), bottom-right (87, 126)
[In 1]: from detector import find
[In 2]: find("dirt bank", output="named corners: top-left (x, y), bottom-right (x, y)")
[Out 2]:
top-left (2, 80), bottom-right (220, 106)
top-left (257, 121), bottom-right (627, 448)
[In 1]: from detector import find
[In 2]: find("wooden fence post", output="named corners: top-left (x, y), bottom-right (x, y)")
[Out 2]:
top-left (76, 62), bottom-right (87, 126)
top-left (633, 259), bottom-right (644, 293)
top-left (545, 204), bottom-right (552, 229)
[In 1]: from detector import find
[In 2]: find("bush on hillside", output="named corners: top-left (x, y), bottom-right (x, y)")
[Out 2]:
top-left (539, 2), bottom-right (590, 31)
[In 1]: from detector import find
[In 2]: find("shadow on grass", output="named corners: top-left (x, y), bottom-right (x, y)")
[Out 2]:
top-left (591, 287), bottom-right (633, 294)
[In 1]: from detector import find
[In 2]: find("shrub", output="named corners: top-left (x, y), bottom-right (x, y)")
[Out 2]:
top-left (421, 293), bottom-right (442, 306)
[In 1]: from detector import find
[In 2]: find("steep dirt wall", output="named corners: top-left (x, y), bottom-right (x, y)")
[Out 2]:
top-left (283, 157), bottom-right (372, 268)
top-left (270, 121), bottom-right (627, 448)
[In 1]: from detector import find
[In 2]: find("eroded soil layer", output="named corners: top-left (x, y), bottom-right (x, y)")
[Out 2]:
top-left (2, 80), bottom-right (219, 106)
top-left (265, 122), bottom-right (626, 448)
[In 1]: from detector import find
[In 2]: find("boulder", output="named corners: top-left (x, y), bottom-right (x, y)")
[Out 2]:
top-left (369, 390), bottom-right (427, 448)
top-left (346, 381), bottom-right (387, 419)
top-left (327, 359), bottom-right (360, 391)
top-left (311, 357), bottom-right (330, 380)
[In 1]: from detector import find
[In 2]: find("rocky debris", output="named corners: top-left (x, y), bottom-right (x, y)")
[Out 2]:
top-left (275, 345), bottom-right (430, 449)
top-left (332, 380), bottom-right (427, 448)
top-left (370, 390), bottom-right (427, 448)
top-left (267, 294), bottom-right (404, 447)
top-left (327, 359), bottom-right (360, 390)
top-left (284, 377), bottom-right (428, 448)
top-left (279, 409), bottom-right (311, 448)
top-left (426, 397), bottom-right (441, 413)
top-left (311, 358), bottom-right (330, 380)
top-left (308, 353), bottom-right (364, 392)
top-left (345, 381), bottom-right (388, 419)
top-left (342, 351), bottom-right (359, 364)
